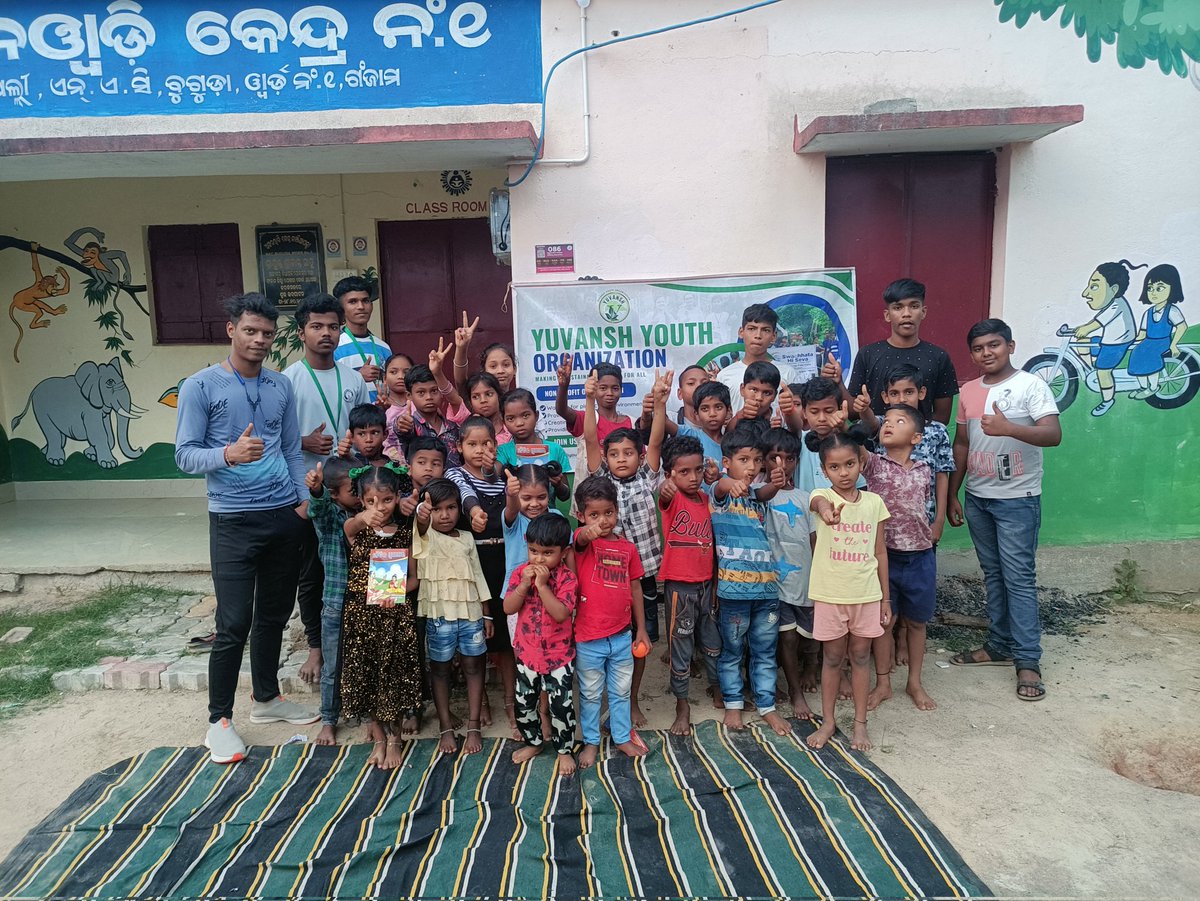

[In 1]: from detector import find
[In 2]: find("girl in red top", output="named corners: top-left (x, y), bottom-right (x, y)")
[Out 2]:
top-left (658, 435), bottom-right (720, 735)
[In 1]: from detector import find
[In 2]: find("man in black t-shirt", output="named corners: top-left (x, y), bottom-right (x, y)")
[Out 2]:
top-left (847, 278), bottom-right (959, 424)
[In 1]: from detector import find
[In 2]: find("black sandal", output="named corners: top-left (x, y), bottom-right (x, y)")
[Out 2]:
top-left (1016, 666), bottom-right (1046, 702)
top-left (950, 645), bottom-right (1013, 667)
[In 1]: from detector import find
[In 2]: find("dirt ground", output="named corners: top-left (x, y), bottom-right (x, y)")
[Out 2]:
top-left (1, 605), bottom-right (1198, 898)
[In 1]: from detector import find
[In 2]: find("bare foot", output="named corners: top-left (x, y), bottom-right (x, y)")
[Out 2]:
top-left (479, 695), bottom-right (493, 728)
top-left (314, 724), bottom-right (337, 746)
top-left (512, 743), bottom-right (544, 765)
top-left (384, 739), bottom-right (404, 769)
top-left (799, 657), bottom-right (820, 694)
top-left (579, 744), bottom-right (599, 769)
top-left (761, 710), bottom-right (792, 737)
top-left (401, 712), bottom-right (419, 736)
top-left (907, 682), bottom-right (938, 711)
top-left (615, 739), bottom-right (648, 758)
top-left (775, 688), bottom-right (788, 704)
top-left (895, 624), bottom-right (910, 667)
top-left (367, 740), bottom-right (386, 769)
top-left (723, 708), bottom-right (745, 730)
top-left (505, 702), bottom-right (519, 741)
top-left (851, 720), bottom-right (873, 752)
top-left (298, 647), bottom-right (322, 685)
top-left (437, 729), bottom-right (458, 755)
top-left (463, 724), bottom-right (483, 755)
top-left (707, 684), bottom-right (725, 710)
top-left (837, 673), bottom-right (853, 701)
top-left (806, 719), bottom-right (836, 749)
top-left (631, 702), bottom-right (648, 729)
top-left (557, 753), bottom-right (577, 777)
top-left (790, 691), bottom-right (814, 720)
top-left (669, 698), bottom-right (691, 736)
top-left (867, 679), bottom-right (892, 711)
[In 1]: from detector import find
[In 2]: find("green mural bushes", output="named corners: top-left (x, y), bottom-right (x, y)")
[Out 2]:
top-left (7, 440), bottom-right (196, 482)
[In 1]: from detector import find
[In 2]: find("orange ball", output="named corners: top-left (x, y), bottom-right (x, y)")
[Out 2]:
top-left (631, 638), bottom-right (651, 658)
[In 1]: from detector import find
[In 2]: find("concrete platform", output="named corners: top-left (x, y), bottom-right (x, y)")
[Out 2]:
top-left (0, 497), bottom-right (213, 604)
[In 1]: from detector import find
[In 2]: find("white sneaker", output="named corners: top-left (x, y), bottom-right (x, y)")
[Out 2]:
top-left (250, 695), bottom-right (320, 725)
top-left (204, 718), bottom-right (247, 764)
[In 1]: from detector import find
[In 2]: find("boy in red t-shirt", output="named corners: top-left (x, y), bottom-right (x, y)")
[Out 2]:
top-left (503, 512), bottom-right (579, 776)
top-left (572, 475), bottom-right (650, 769)
top-left (658, 435), bottom-right (720, 736)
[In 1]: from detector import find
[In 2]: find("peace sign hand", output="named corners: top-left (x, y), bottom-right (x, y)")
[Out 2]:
top-left (556, 354), bottom-right (573, 388)
top-left (428, 336), bottom-right (451, 375)
top-left (455, 311), bottom-right (480, 349)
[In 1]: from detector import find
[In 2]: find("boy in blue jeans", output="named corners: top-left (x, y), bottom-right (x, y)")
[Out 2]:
top-left (303, 456), bottom-right (360, 745)
top-left (708, 425), bottom-right (789, 735)
top-left (573, 476), bottom-right (651, 769)
top-left (948, 319), bottom-right (1061, 702)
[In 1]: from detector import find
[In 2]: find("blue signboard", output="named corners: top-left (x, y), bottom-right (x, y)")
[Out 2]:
top-left (0, 1), bottom-right (542, 118)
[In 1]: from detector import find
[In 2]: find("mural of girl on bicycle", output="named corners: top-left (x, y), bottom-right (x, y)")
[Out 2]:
top-left (1024, 260), bottom-right (1196, 414)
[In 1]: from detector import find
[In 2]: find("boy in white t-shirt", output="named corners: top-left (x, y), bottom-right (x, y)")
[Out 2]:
top-left (947, 319), bottom-right (1061, 703)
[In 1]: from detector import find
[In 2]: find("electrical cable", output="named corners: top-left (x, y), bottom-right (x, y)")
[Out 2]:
top-left (506, 0), bottom-right (782, 187)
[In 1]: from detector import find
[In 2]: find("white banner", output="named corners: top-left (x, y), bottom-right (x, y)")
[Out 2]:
top-left (512, 269), bottom-right (858, 448)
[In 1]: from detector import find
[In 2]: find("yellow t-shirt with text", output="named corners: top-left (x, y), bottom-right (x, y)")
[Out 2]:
top-left (808, 488), bottom-right (890, 605)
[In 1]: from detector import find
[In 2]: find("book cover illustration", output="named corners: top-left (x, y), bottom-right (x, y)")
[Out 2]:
top-left (366, 547), bottom-right (408, 606)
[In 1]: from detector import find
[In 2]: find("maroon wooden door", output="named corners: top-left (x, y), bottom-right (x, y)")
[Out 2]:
top-left (825, 153), bottom-right (996, 381)
top-left (377, 218), bottom-right (513, 363)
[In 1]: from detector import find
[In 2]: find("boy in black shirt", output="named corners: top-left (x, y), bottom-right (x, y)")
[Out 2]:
top-left (847, 278), bottom-right (959, 425)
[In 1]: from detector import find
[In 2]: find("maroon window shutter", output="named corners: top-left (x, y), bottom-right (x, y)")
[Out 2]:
top-left (149, 223), bottom-right (242, 345)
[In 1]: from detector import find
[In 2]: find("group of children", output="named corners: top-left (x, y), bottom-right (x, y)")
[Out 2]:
top-left (301, 278), bottom-right (1059, 772)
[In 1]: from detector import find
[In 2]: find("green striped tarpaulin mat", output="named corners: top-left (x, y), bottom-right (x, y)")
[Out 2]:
top-left (0, 718), bottom-right (989, 899)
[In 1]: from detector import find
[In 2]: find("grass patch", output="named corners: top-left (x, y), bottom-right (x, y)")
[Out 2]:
top-left (0, 583), bottom-right (186, 717)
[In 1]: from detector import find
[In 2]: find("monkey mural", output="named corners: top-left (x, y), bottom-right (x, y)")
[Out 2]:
top-left (65, 226), bottom-right (131, 292)
top-left (9, 242), bottom-right (69, 362)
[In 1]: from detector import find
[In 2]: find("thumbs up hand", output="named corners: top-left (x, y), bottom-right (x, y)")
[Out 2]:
top-left (302, 421), bottom-right (334, 456)
top-left (360, 355), bottom-right (382, 384)
top-left (398, 488), bottom-right (420, 517)
top-left (829, 400), bottom-right (850, 432)
top-left (852, 384), bottom-right (873, 416)
top-left (305, 461), bottom-right (324, 495)
top-left (820, 352), bottom-right (843, 382)
top-left (980, 402), bottom-right (1011, 437)
top-left (226, 422), bottom-right (264, 465)
top-left (337, 430), bottom-right (353, 458)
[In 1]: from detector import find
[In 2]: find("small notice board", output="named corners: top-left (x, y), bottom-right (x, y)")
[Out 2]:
top-left (256, 224), bottom-right (326, 310)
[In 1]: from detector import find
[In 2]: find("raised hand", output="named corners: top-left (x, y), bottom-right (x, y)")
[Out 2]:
top-left (415, 497), bottom-right (432, 525)
top-left (578, 522), bottom-right (605, 543)
top-left (337, 429), bottom-right (353, 458)
top-left (705, 360), bottom-right (722, 380)
top-left (455, 311), bottom-right (480, 349)
top-left (770, 410), bottom-right (783, 429)
top-left (584, 369), bottom-right (598, 400)
top-left (820, 352), bottom-right (843, 383)
top-left (398, 488), bottom-right (420, 517)
top-left (653, 368), bottom-right (674, 403)
top-left (770, 464), bottom-right (786, 489)
top-left (302, 422), bottom-right (334, 456)
top-left (227, 423), bottom-right (264, 465)
top-left (428, 336), bottom-right (452, 375)
top-left (980, 402), bottom-right (1011, 437)
top-left (556, 354), bottom-right (573, 387)
top-left (852, 384), bottom-right (873, 416)
top-left (703, 458), bottom-right (721, 484)
top-left (305, 461), bottom-right (324, 494)
top-left (726, 478), bottom-right (749, 499)
top-left (741, 394), bottom-right (761, 420)
top-left (470, 506), bottom-right (488, 533)
top-left (505, 466), bottom-right (521, 497)
top-left (361, 505), bottom-right (389, 530)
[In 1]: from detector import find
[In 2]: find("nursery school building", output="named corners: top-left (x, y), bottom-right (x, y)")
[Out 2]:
top-left (0, 1), bottom-right (1197, 594)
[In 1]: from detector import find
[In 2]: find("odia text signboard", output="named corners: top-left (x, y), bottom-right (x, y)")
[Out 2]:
top-left (0, 0), bottom-right (541, 117)
top-left (513, 269), bottom-right (858, 448)
top-left (256, 224), bottom-right (325, 310)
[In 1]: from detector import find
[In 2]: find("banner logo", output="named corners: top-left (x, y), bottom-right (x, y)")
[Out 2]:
top-left (441, 170), bottom-right (473, 196)
top-left (598, 290), bottom-right (631, 323)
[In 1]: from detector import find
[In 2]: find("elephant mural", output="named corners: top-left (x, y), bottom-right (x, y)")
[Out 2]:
top-left (10, 357), bottom-right (146, 469)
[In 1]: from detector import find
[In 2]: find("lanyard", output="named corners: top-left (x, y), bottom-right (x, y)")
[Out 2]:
top-left (302, 359), bottom-right (343, 432)
top-left (342, 326), bottom-right (376, 367)
top-left (227, 357), bottom-right (262, 432)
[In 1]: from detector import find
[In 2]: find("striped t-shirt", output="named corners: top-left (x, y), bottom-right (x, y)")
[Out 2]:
top-left (705, 484), bottom-right (779, 601)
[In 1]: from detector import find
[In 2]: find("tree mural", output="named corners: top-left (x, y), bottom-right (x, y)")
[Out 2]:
top-left (995, 0), bottom-right (1200, 76)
